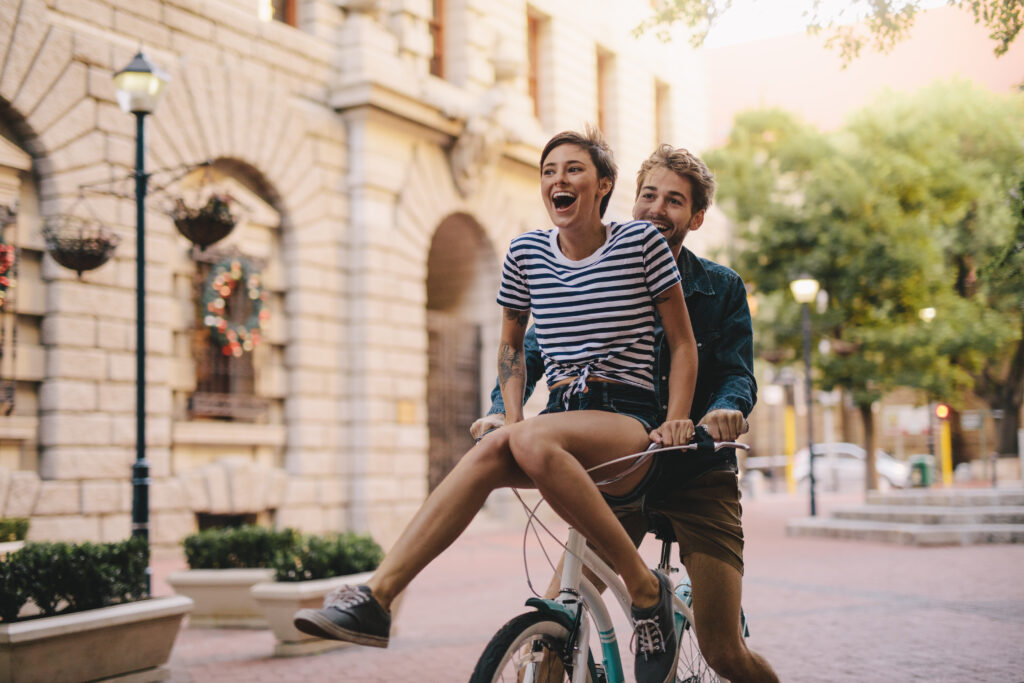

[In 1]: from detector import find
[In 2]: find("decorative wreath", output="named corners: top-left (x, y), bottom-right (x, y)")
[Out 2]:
top-left (201, 257), bottom-right (270, 357)
top-left (0, 242), bottom-right (15, 309)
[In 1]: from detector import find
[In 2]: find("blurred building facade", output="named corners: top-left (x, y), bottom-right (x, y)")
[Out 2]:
top-left (0, 0), bottom-right (708, 546)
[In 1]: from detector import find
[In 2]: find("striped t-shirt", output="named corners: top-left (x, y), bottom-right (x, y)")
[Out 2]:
top-left (496, 220), bottom-right (682, 392)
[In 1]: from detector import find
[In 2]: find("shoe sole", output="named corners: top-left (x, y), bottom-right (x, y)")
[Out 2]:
top-left (293, 609), bottom-right (390, 648)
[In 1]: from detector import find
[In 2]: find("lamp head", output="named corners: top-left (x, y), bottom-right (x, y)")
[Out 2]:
top-left (789, 275), bottom-right (820, 305)
top-left (113, 52), bottom-right (169, 114)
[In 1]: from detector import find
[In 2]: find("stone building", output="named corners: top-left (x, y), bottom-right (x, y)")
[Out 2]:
top-left (0, 0), bottom-right (707, 547)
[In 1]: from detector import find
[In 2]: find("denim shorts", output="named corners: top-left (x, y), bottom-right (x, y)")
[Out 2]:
top-left (541, 381), bottom-right (660, 433)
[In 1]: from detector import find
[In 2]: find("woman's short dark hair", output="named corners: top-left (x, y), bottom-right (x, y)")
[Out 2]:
top-left (540, 125), bottom-right (617, 218)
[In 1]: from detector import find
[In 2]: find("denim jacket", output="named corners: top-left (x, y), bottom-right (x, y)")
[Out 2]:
top-left (488, 246), bottom-right (757, 426)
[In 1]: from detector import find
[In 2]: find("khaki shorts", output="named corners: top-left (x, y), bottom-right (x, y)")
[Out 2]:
top-left (612, 470), bottom-right (745, 576)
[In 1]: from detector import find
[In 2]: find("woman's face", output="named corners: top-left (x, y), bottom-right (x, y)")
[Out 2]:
top-left (540, 143), bottom-right (611, 229)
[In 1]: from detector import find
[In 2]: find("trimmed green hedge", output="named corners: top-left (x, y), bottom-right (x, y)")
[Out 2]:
top-left (0, 518), bottom-right (28, 542)
top-left (272, 532), bottom-right (383, 582)
top-left (183, 526), bottom-right (300, 569)
top-left (182, 525), bottom-right (383, 582)
top-left (0, 536), bottom-right (148, 622)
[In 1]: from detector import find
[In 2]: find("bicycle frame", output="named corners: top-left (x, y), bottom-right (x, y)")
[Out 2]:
top-left (544, 529), bottom-right (691, 683)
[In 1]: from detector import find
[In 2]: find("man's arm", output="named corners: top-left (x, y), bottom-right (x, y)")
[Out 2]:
top-left (697, 274), bottom-right (757, 441)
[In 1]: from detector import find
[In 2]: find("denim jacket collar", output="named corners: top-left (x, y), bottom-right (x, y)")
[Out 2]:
top-left (677, 246), bottom-right (715, 299)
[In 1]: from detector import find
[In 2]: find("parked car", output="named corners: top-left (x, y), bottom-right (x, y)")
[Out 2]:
top-left (792, 442), bottom-right (910, 491)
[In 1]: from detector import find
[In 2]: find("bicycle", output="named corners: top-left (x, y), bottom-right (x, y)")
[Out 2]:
top-left (469, 437), bottom-right (750, 683)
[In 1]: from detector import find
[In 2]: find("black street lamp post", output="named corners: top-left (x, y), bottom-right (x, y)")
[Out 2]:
top-left (790, 275), bottom-right (820, 516)
top-left (113, 52), bottom-right (169, 593)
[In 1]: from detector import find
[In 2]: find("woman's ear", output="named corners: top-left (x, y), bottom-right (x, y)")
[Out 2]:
top-left (597, 176), bottom-right (613, 198)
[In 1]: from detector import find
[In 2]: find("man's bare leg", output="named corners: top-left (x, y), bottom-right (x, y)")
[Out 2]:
top-left (685, 552), bottom-right (779, 683)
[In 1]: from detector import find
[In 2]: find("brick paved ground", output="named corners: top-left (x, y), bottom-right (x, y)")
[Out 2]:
top-left (161, 488), bottom-right (1024, 682)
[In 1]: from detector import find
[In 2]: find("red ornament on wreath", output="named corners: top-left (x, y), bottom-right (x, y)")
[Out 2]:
top-left (201, 257), bottom-right (269, 357)
top-left (0, 242), bottom-right (15, 309)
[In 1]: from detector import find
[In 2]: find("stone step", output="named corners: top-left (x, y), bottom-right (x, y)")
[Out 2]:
top-left (786, 517), bottom-right (1024, 546)
top-left (866, 488), bottom-right (1024, 508)
top-left (831, 505), bottom-right (1024, 525)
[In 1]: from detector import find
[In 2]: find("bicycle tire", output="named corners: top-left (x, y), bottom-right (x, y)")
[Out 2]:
top-left (675, 598), bottom-right (722, 683)
top-left (469, 611), bottom-right (595, 683)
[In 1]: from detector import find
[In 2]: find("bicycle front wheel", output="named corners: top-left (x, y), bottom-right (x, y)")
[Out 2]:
top-left (675, 600), bottom-right (722, 683)
top-left (469, 611), bottom-right (595, 683)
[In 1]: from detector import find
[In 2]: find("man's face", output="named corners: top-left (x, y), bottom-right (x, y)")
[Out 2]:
top-left (632, 167), bottom-right (704, 255)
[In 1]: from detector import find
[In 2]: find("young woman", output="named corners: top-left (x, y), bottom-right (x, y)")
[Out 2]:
top-left (295, 128), bottom-right (698, 683)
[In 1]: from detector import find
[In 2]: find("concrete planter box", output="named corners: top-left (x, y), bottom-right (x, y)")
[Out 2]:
top-left (0, 541), bottom-right (24, 557)
top-left (252, 572), bottom-right (403, 657)
top-left (166, 568), bottom-right (275, 628)
top-left (0, 594), bottom-right (193, 683)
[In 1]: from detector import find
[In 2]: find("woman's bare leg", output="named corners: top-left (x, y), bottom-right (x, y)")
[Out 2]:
top-left (367, 428), bottom-right (531, 609)
top-left (506, 411), bottom-right (661, 608)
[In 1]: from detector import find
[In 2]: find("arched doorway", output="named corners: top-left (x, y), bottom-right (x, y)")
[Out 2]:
top-left (425, 213), bottom-right (498, 490)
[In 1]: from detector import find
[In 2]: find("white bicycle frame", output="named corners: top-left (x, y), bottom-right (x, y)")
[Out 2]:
top-left (533, 438), bottom-right (749, 683)
top-left (552, 529), bottom-right (693, 683)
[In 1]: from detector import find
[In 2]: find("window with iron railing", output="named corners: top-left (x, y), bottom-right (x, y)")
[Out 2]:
top-left (190, 248), bottom-right (271, 422)
top-left (429, 0), bottom-right (445, 77)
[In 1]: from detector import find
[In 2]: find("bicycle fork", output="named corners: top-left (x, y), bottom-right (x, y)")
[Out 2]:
top-left (560, 531), bottom-right (595, 683)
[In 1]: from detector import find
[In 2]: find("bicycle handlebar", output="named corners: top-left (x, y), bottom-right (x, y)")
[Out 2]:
top-left (586, 434), bottom-right (750, 477)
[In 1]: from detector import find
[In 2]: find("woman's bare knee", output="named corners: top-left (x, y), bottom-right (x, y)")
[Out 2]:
top-left (507, 427), bottom-right (557, 480)
top-left (459, 429), bottom-right (527, 487)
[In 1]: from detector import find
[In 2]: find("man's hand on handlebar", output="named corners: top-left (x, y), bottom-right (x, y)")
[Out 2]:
top-left (698, 409), bottom-right (749, 442)
top-left (470, 413), bottom-right (506, 440)
top-left (649, 418), bottom-right (695, 447)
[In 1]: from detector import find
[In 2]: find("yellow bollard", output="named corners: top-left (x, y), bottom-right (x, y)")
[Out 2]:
top-left (940, 420), bottom-right (953, 486)
top-left (785, 404), bottom-right (797, 494)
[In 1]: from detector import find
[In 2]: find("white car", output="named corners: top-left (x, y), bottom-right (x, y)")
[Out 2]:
top-left (792, 442), bottom-right (911, 491)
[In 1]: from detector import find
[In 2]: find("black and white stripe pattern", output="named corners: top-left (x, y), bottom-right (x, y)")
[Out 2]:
top-left (497, 220), bottom-right (681, 392)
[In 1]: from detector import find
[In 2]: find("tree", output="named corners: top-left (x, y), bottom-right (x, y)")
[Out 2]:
top-left (707, 82), bottom-right (1024, 488)
top-left (637, 1), bottom-right (1023, 64)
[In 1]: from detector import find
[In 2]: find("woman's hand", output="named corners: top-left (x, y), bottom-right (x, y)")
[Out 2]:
top-left (649, 418), bottom-right (695, 447)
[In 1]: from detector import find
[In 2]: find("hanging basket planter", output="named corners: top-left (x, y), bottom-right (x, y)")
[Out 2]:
top-left (170, 194), bottom-right (238, 250)
top-left (42, 215), bottom-right (121, 277)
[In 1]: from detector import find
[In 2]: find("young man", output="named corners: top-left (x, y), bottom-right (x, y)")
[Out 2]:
top-left (474, 145), bottom-right (779, 682)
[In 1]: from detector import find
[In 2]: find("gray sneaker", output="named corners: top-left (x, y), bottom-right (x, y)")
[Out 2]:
top-left (631, 570), bottom-right (679, 683)
top-left (293, 584), bottom-right (391, 647)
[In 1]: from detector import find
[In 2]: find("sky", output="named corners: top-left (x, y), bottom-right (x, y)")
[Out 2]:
top-left (703, 0), bottom-right (946, 47)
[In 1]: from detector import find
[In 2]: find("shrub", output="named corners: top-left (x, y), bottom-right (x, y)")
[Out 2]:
top-left (183, 525), bottom-right (300, 569)
top-left (0, 518), bottom-right (28, 542)
top-left (0, 535), bottom-right (148, 622)
top-left (273, 532), bottom-right (383, 582)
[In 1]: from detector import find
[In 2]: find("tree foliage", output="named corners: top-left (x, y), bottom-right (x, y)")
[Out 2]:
top-left (707, 81), bottom-right (1024, 476)
top-left (637, 1), bottom-right (1023, 64)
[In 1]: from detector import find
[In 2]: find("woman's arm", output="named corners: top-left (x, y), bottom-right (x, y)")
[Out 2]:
top-left (652, 282), bottom-right (698, 445)
top-left (498, 307), bottom-right (531, 424)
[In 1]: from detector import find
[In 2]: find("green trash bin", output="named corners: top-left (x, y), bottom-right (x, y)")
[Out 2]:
top-left (908, 454), bottom-right (934, 487)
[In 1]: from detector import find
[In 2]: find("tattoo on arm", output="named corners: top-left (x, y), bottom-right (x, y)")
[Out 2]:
top-left (503, 308), bottom-right (530, 325)
top-left (498, 342), bottom-right (524, 388)
top-left (653, 292), bottom-right (671, 305)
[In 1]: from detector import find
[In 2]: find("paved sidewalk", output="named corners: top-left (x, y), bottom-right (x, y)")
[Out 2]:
top-left (161, 490), bottom-right (1024, 682)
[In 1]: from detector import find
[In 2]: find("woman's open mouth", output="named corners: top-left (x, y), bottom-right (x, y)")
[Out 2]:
top-left (551, 191), bottom-right (577, 211)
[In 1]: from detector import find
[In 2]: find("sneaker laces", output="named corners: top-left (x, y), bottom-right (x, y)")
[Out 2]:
top-left (322, 584), bottom-right (371, 611)
top-left (631, 615), bottom-right (667, 658)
